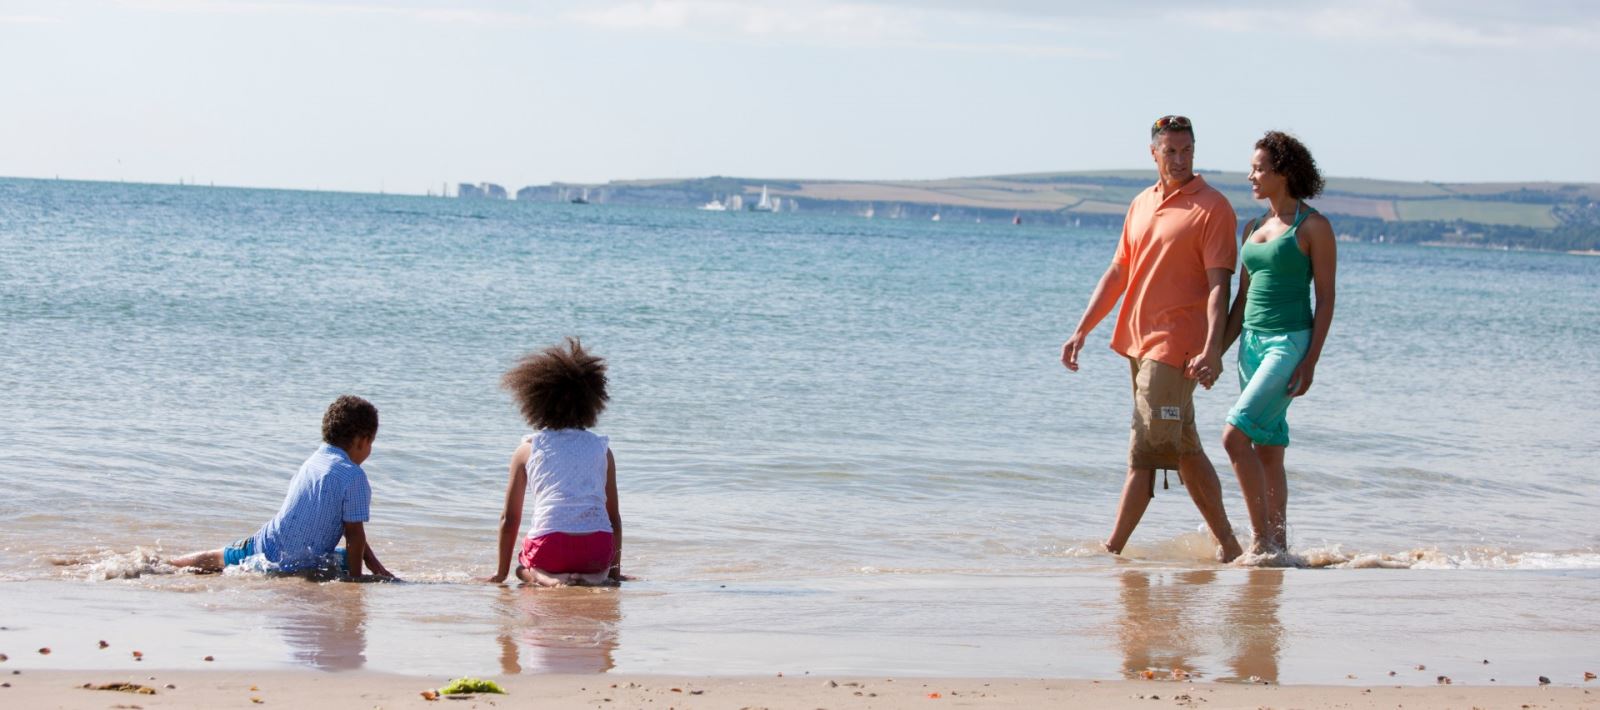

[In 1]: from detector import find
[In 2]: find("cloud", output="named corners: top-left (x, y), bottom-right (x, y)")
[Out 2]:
top-left (0, 14), bottom-right (60, 24)
top-left (564, 0), bottom-right (1108, 57)
top-left (115, 0), bottom-right (541, 25)
top-left (568, 0), bottom-right (1600, 51)
top-left (1175, 1), bottom-right (1600, 50)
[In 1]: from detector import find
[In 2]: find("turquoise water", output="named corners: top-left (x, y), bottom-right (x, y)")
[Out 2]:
top-left (1, 177), bottom-right (1597, 578)
top-left (1, 177), bottom-right (1598, 680)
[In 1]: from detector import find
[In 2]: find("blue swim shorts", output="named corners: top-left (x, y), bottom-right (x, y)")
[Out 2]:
top-left (222, 537), bottom-right (256, 567)
top-left (222, 538), bottom-right (349, 573)
top-left (1226, 329), bottom-right (1312, 447)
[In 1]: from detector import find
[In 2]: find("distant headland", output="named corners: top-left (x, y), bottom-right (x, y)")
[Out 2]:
top-left (456, 172), bottom-right (1600, 252)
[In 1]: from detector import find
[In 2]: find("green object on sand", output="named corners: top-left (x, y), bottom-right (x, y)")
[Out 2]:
top-left (438, 678), bottom-right (506, 695)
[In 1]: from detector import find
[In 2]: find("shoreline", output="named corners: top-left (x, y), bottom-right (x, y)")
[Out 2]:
top-left (4, 670), bottom-right (1596, 709)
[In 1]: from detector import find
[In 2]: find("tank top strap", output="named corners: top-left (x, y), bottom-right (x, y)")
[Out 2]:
top-left (1289, 201), bottom-right (1315, 229)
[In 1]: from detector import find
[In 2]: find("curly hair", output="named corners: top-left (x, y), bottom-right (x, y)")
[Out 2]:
top-left (321, 395), bottom-right (379, 449)
top-left (1255, 130), bottom-right (1325, 200)
top-left (502, 337), bottom-right (609, 431)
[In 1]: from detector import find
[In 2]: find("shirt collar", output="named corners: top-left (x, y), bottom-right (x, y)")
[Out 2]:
top-left (320, 443), bottom-right (352, 462)
top-left (1155, 174), bottom-right (1207, 199)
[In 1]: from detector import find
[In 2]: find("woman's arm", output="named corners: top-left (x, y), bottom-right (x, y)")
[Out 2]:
top-left (604, 449), bottom-right (626, 581)
top-left (484, 442), bottom-right (530, 584)
top-left (1223, 219), bottom-right (1256, 353)
top-left (1289, 215), bottom-right (1338, 396)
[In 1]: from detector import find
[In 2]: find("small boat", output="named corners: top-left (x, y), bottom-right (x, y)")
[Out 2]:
top-left (699, 198), bottom-right (728, 211)
top-left (1012, 213), bottom-right (1022, 225)
top-left (571, 188), bottom-right (591, 204)
top-left (931, 212), bottom-right (941, 222)
top-left (753, 185), bottom-right (775, 212)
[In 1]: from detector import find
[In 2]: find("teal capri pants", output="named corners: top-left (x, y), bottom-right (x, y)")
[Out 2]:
top-left (1226, 329), bottom-right (1312, 447)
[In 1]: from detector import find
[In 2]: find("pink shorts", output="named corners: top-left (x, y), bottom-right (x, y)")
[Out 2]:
top-left (518, 531), bottom-right (614, 574)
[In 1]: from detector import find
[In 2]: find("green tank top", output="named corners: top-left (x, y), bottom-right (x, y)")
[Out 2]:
top-left (1241, 204), bottom-right (1315, 333)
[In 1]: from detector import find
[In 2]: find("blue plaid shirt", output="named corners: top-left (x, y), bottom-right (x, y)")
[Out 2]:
top-left (251, 444), bottom-right (372, 572)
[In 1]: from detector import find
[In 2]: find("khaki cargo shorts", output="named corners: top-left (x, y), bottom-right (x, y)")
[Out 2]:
top-left (1126, 356), bottom-right (1203, 472)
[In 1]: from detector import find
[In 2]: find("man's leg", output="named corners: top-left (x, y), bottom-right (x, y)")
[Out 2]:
top-left (1105, 467), bottom-right (1155, 554)
top-left (1178, 452), bottom-right (1243, 563)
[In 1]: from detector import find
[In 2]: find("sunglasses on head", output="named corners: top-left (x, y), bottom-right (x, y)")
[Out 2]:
top-left (1151, 115), bottom-right (1192, 137)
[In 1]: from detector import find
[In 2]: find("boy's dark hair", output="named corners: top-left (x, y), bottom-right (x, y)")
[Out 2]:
top-left (322, 395), bottom-right (379, 449)
top-left (502, 337), bottom-right (609, 430)
top-left (1256, 130), bottom-right (1325, 200)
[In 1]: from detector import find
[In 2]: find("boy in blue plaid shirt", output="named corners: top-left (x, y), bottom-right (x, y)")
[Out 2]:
top-left (170, 395), bottom-right (395, 579)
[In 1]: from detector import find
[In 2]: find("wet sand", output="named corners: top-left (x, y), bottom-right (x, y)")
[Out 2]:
top-left (4, 566), bottom-right (1598, 686)
top-left (4, 670), bottom-right (1597, 709)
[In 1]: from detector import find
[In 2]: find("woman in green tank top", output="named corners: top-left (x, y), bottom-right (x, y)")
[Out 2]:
top-left (1220, 131), bottom-right (1339, 558)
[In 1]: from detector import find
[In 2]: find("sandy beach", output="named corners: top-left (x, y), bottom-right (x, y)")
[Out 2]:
top-left (3, 670), bottom-right (1595, 709)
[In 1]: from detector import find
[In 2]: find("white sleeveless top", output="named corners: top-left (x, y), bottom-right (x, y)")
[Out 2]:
top-left (523, 429), bottom-right (612, 539)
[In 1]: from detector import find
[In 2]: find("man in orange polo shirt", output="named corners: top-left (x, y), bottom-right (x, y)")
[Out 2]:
top-left (1060, 115), bottom-right (1244, 563)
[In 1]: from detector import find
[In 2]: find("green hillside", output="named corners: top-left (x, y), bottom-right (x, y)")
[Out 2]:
top-left (518, 171), bottom-right (1600, 252)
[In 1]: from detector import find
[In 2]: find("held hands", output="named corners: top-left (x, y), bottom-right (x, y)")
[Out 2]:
top-left (1184, 350), bottom-right (1223, 389)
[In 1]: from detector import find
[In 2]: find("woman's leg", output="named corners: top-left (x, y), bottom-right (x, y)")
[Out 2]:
top-left (1255, 444), bottom-right (1289, 551)
top-left (1223, 425), bottom-right (1272, 554)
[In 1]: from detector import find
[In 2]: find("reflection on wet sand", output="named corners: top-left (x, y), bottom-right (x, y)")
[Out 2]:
top-left (496, 586), bottom-right (621, 674)
top-left (1217, 569), bottom-right (1283, 684)
top-left (269, 581), bottom-right (369, 671)
top-left (1116, 569), bottom-right (1283, 683)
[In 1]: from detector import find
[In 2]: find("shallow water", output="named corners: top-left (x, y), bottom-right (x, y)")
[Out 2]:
top-left (1, 178), bottom-right (1597, 680)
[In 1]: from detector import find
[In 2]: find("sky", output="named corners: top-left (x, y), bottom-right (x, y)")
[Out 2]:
top-left (4, 0), bottom-right (1599, 194)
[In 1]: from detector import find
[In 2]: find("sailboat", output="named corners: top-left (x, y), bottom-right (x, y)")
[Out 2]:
top-left (570, 188), bottom-right (591, 204)
top-left (753, 185), bottom-right (775, 212)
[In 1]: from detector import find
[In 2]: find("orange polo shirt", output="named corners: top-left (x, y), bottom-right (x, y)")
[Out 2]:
top-left (1109, 175), bottom-right (1238, 369)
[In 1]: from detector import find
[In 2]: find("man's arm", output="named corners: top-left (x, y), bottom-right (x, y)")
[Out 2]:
top-left (1061, 262), bottom-right (1128, 371)
top-left (1186, 267), bottom-right (1232, 388)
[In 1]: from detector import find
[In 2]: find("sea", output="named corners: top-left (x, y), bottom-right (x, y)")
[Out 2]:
top-left (1, 177), bottom-right (1596, 684)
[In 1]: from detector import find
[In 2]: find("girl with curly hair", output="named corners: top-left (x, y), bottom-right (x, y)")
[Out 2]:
top-left (1221, 131), bottom-right (1339, 557)
top-left (484, 338), bottom-right (626, 586)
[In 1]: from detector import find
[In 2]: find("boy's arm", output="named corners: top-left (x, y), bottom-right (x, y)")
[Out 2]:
top-left (362, 540), bottom-right (393, 579)
top-left (342, 521), bottom-right (368, 579)
top-left (604, 449), bottom-right (626, 581)
top-left (484, 443), bottom-right (531, 584)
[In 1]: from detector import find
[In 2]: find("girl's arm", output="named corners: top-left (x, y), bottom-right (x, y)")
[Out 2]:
top-left (604, 448), bottom-right (626, 581)
top-left (1223, 220), bottom-right (1255, 353)
top-left (1288, 215), bottom-right (1338, 396)
top-left (484, 442), bottom-right (531, 584)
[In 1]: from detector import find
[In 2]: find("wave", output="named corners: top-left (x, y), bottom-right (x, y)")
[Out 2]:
top-left (1291, 545), bottom-right (1600, 570)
